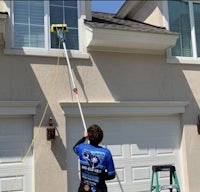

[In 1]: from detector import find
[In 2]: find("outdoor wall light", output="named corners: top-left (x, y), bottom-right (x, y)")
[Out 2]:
top-left (47, 117), bottom-right (56, 141)
top-left (197, 115), bottom-right (200, 135)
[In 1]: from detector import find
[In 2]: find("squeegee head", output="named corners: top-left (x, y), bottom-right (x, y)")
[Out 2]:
top-left (50, 24), bottom-right (68, 33)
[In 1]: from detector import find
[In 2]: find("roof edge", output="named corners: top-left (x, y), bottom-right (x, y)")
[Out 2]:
top-left (116, 1), bottom-right (145, 19)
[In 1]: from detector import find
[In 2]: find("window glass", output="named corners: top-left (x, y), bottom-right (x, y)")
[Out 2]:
top-left (49, 0), bottom-right (63, 6)
top-left (168, 1), bottom-right (192, 57)
top-left (50, 6), bottom-right (63, 24)
top-left (64, 0), bottom-right (77, 8)
top-left (13, 0), bottom-right (79, 50)
top-left (13, 1), bottom-right (45, 48)
top-left (193, 3), bottom-right (200, 57)
top-left (30, 2), bottom-right (44, 25)
top-left (14, 24), bottom-right (29, 47)
top-left (14, 1), bottom-right (28, 24)
top-left (64, 7), bottom-right (78, 28)
top-left (50, 0), bottom-right (79, 50)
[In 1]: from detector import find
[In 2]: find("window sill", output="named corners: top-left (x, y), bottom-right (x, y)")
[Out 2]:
top-left (3, 48), bottom-right (90, 59)
top-left (167, 56), bottom-right (200, 65)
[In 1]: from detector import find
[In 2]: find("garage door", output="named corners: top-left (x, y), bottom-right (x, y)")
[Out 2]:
top-left (0, 116), bottom-right (33, 192)
top-left (66, 116), bottom-right (183, 192)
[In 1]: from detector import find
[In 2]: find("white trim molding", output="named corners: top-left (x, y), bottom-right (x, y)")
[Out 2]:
top-left (0, 101), bottom-right (40, 115)
top-left (167, 56), bottom-right (200, 65)
top-left (86, 27), bottom-right (179, 54)
top-left (3, 48), bottom-right (90, 59)
top-left (60, 101), bottom-right (189, 117)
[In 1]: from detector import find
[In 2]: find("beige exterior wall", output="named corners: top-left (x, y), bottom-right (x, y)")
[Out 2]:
top-left (0, 1), bottom-right (6, 12)
top-left (1, 49), bottom-right (200, 191)
top-left (132, 1), bottom-right (165, 27)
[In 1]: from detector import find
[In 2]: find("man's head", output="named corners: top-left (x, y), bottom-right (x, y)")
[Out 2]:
top-left (87, 124), bottom-right (103, 146)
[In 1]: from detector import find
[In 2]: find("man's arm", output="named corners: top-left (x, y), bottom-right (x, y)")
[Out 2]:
top-left (103, 171), bottom-right (116, 180)
top-left (73, 131), bottom-right (88, 153)
top-left (104, 150), bottom-right (116, 180)
top-left (73, 137), bottom-right (86, 151)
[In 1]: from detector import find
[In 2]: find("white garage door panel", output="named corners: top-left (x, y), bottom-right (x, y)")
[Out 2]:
top-left (0, 117), bottom-right (33, 192)
top-left (67, 116), bottom-right (182, 192)
top-left (1, 176), bottom-right (23, 192)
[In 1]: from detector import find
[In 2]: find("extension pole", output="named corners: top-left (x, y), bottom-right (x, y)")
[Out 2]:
top-left (54, 26), bottom-right (87, 132)
top-left (62, 42), bottom-right (87, 132)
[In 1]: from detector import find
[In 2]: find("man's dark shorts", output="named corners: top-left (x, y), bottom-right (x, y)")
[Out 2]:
top-left (78, 182), bottom-right (107, 192)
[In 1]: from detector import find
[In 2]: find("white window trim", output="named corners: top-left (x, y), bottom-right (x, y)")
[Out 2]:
top-left (163, 1), bottom-right (200, 65)
top-left (189, 2), bottom-right (197, 58)
top-left (4, 0), bottom-right (89, 59)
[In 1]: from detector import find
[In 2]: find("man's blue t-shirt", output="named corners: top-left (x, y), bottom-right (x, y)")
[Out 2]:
top-left (74, 142), bottom-right (115, 188)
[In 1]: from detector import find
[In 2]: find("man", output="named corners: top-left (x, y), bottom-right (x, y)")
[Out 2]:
top-left (73, 124), bottom-right (116, 192)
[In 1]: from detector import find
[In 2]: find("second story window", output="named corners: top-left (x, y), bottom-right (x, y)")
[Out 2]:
top-left (168, 1), bottom-right (200, 58)
top-left (13, 0), bottom-right (79, 50)
top-left (50, 0), bottom-right (78, 50)
top-left (13, 1), bottom-right (45, 48)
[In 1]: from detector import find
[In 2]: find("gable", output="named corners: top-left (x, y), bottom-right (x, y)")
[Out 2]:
top-left (116, 1), bottom-right (165, 27)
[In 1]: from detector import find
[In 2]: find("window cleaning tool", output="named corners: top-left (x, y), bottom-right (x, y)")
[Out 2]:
top-left (51, 24), bottom-right (87, 132)
top-left (150, 165), bottom-right (181, 192)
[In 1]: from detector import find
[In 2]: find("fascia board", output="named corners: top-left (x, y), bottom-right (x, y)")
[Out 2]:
top-left (86, 27), bottom-right (179, 54)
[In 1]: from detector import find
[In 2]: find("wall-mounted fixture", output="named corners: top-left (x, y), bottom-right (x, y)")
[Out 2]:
top-left (197, 115), bottom-right (200, 135)
top-left (47, 117), bottom-right (56, 141)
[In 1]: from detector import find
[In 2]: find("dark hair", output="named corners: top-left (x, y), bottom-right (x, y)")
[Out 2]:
top-left (87, 124), bottom-right (103, 146)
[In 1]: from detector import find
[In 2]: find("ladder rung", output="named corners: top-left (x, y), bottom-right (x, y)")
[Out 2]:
top-left (152, 165), bottom-right (176, 172)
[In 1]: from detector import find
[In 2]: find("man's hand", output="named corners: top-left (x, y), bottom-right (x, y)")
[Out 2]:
top-left (83, 131), bottom-right (88, 138)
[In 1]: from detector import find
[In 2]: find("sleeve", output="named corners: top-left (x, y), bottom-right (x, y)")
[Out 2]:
top-left (103, 150), bottom-right (116, 180)
top-left (73, 137), bottom-right (86, 154)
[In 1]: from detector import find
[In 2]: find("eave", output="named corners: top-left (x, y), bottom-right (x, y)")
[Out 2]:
top-left (86, 26), bottom-right (179, 54)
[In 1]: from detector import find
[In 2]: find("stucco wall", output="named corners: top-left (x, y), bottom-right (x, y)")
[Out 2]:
top-left (0, 53), bottom-right (69, 191)
top-left (132, 1), bottom-right (165, 27)
top-left (0, 1), bottom-right (6, 12)
top-left (1, 50), bottom-right (200, 191)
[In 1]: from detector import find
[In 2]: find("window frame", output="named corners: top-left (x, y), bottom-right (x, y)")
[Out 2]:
top-left (7, 0), bottom-right (89, 58)
top-left (165, 0), bottom-right (200, 64)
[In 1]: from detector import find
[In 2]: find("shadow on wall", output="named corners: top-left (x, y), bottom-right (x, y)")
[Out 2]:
top-left (30, 56), bottom-right (92, 172)
top-left (51, 135), bottom-right (67, 170)
top-left (88, 51), bottom-right (200, 123)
